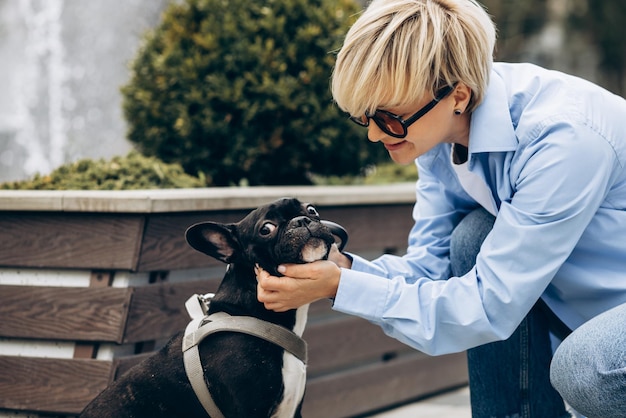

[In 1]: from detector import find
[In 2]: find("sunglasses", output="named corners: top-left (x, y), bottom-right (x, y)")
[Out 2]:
top-left (349, 84), bottom-right (455, 138)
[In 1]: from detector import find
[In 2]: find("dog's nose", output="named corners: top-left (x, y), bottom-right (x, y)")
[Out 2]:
top-left (291, 216), bottom-right (312, 228)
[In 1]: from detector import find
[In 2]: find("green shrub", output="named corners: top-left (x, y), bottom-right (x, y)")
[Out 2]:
top-left (0, 151), bottom-right (206, 190)
top-left (311, 162), bottom-right (419, 185)
top-left (121, 0), bottom-right (387, 186)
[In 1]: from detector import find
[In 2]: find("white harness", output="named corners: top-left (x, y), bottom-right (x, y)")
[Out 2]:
top-left (182, 294), bottom-right (308, 418)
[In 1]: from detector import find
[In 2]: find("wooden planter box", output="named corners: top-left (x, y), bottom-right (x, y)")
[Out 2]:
top-left (0, 185), bottom-right (467, 417)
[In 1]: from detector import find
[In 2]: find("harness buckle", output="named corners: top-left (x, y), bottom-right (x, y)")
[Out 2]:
top-left (198, 293), bottom-right (215, 314)
top-left (185, 293), bottom-right (215, 320)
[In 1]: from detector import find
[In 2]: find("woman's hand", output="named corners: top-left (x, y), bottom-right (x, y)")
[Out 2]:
top-left (256, 246), bottom-right (351, 312)
top-left (328, 243), bottom-right (353, 269)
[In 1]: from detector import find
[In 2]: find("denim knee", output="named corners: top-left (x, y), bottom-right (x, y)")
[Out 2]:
top-left (450, 207), bottom-right (495, 277)
top-left (550, 303), bottom-right (626, 417)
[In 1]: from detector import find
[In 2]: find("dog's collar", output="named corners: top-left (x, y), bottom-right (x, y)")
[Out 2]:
top-left (182, 294), bottom-right (307, 418)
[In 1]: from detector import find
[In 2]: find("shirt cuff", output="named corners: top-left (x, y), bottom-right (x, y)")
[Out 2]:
top-left (346, 252), bottom-right (388, 277)
top-left (333, 267), bottom-right (390, 323)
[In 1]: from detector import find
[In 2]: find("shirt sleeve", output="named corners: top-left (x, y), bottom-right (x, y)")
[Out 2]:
top-left (333, 122), bottom-right (618, 356)
top-left (348, 155), bottom-right (472, 283)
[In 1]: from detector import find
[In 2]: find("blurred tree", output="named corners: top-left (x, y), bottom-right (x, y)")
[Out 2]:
top-left (481, 0), bottom-right (549, 61)
top-left (481, 0), bottom-right (625, 95)
top-left (567, 0), bottom-right (626, 92)
top-left (122, 0), bottom-right (387, 186)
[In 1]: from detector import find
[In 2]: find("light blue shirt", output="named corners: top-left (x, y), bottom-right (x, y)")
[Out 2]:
top-left (333, 62), bottom-right (626, 356)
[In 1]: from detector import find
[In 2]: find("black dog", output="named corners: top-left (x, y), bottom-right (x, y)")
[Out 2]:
top-left (80, 197), bottom-right (346, 418)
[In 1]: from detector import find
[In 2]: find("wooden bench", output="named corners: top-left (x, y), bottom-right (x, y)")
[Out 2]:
top-left (0, 185), bottom-right (468, 417)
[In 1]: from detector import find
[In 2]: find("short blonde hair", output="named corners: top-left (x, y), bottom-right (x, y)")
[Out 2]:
top-left (331, 0), bottom-right (496, 116)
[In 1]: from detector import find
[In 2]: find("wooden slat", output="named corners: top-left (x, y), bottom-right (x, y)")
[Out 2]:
top-left (136, 211), bottom-right (248, 272)
top-left (0, 185), bottom-right (417, 213)
top-left (0, 356), bottom-right (113, 414)
top-left (135, 204), bottom-right (414, 272)
top-left (305, 315), bottom-right (413, 377)
top-left (0, 285), bottom-right (132, 342)
top-left (0, 204), bottom-right (414, 272)
top-left (124, 280), bottom-right (419, 372)
top-left (74, 271), bottom-right (116, 359)
top-left (302, 351), bottom-right (468, 418)
top-left (123, 278), bottom-right (221, 343)
top-left (315, 204), bottom-right (414, 254)
top-left (0, 212), bottom-right (145, 270)
top-left (47, 345), bottom-right (466, 417)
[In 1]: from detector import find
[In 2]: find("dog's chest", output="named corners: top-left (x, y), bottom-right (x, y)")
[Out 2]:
top-left (271, 304), bottom-right (309, 418)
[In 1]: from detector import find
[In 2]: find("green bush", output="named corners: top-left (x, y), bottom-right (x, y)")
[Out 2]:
top-left (311, 162), bottom-right (418, 185)
top-left (0, 151), bottom-right (206, 190)
top-left (121, 0), bottom-right (387, 186)
top-left (0, 152), bottom-right (414, 190)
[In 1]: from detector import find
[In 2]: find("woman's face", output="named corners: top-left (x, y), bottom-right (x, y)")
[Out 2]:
top-left (366, 91), bottom-right (468, 165)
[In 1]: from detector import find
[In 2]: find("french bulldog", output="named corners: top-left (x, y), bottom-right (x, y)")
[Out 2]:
top-left (79, 197), bottom-right (347, 418)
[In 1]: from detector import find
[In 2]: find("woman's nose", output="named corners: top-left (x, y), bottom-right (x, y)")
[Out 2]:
top-left (367, 123), bottom-right (385, 143)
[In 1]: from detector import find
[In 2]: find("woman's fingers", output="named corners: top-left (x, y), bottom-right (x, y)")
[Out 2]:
top-left (255, 261), bottom-right (341, 311)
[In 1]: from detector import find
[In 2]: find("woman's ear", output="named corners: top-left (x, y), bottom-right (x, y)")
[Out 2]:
top-left (452, 82), bottom-right (472, 113)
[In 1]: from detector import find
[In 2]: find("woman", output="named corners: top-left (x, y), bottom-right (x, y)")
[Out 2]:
top-left (257, 0), bottom-right (626, 416)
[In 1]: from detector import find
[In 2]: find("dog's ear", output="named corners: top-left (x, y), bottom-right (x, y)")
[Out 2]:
top-left (185, 222), bottom-right (240, 263)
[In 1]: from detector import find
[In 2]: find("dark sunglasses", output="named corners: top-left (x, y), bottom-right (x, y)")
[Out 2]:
top-left (349, 84), bottom-right (455, 138)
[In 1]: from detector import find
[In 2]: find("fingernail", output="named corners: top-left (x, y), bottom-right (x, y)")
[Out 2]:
top-left (277, 265), bottom-right (286, 274)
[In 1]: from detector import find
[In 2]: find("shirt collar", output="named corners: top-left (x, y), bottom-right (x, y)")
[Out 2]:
top-left (468, 69), bottom-right (518, 157)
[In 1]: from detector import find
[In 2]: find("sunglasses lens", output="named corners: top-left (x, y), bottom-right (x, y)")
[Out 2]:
top-left (372, 112), bottom-right (404, 136)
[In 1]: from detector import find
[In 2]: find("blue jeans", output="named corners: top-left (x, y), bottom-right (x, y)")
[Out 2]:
top-left (450, 208), bottom-right (568, 418)
top-left (550, 302), bottom-right (626, 417)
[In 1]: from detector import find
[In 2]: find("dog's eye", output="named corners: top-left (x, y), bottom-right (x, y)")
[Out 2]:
top-left (306, 205), bottom-right (319, 217)
top-left (259, 222), bottom-right (276, 236)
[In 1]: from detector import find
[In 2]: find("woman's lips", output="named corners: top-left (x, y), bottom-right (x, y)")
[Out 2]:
top-left (383, 140), bottom-right (407, 152)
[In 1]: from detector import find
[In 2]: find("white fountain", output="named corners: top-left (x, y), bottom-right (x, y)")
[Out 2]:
top-left (0, 0), bottom-right (170, 183)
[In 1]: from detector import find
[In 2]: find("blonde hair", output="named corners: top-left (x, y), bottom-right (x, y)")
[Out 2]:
top-left (331, 0), bottom-right (496, 116)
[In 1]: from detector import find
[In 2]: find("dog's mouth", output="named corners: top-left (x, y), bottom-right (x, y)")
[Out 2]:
top-left (300, 236), bottom-right (331, 263)
top-left (267, 223), bottom-right (335, 274)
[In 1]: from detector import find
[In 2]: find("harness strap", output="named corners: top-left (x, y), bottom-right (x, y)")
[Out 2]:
top-left (183, 315), bottom-right (308, 362)
top-left (182, 294), bottom-right (307, 418)
top-left (183, 317), bottom-right (225, 418)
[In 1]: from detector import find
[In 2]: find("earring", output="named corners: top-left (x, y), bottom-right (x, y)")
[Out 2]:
top-left (454, 109), bottom-right (462, 115)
